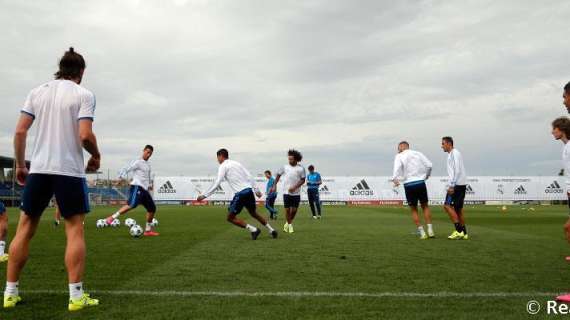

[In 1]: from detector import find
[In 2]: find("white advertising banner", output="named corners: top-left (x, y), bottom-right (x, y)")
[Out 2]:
top-left (154, 176), bottom-right (567, 202)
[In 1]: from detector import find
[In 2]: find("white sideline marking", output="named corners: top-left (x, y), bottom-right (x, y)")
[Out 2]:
top-left (22, 290), bottom-right (560, 298)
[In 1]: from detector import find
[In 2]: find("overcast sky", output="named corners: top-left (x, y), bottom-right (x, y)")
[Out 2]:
top-left (0, 0), bottom-right (569, 178)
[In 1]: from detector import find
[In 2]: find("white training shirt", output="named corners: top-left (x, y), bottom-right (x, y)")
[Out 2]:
top-left (276, 164), bottom-right (306, 196)
top-left (392, 149), bottom-right (433, 184)
top-left (21, 80), bottom-right (96, 178)
top-left (203, 159), bottom-right (258, 198)
top-left (119, 159), bottom-right (152, 190)
top-left (563, 142), bottom-right (570, 193)
top-left (447, 148), bottom-right (467, 187)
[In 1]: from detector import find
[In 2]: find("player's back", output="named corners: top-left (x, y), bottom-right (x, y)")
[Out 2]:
top-left (222, 159), bottom-right (253, 192)
top-left (23, 79), bottom-right (95, 177)
top-left (399, 150), bottom-right (431, 181)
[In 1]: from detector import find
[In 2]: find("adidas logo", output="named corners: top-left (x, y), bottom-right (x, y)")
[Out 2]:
top-left (545, 181), bottom-right (563, 193)
top-left (319, 185), bottom-right (331, 194)
top-left (350, 179), bottom-right (374, 196)
top-left (466, 184), bottom-right (475, 195)
top-left (158, 181), bottom-right (176, 194)
top-left (514, 185), bottom-right (527, 195)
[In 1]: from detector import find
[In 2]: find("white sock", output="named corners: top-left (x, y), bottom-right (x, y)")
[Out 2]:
top-left (111, 212), bottom-right (120, 219)
top-left (417, 226), bottom-right (426, 235)
top-left (145, 223), bottom-right (152, 232)
top-left (5, 281), bottom-right (18, 297)
top-left (245, 224), bottom-right (257, 232)
top-left (427, 224), bottom-right (434, 233)
top-left (69, 282), bottom-right (84, 300)
top-left (265, 224), bottom-right (274, 232)
top-left (0, 241), bottom-right (5, 255)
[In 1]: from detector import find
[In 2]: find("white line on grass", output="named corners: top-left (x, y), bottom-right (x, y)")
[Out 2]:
top-left (21, 290), bottom-right (561, 298)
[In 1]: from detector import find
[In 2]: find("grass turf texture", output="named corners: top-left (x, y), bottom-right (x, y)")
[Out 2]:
top-left (0, 204), bottom-right (569, 319)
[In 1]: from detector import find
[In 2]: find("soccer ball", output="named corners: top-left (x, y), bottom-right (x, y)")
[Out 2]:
top-left (125, 218), bottom-right (136, 228)
top-left (129, 225), bottom-right (143, 238)
top-left (151, 218), bottom-right (159, 227)
top-left (111, 219), bottom-right (121, 227)
top-left (96, 219), bottom-right (107, 228)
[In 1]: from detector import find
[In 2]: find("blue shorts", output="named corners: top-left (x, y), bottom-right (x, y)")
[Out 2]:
top-left (0, 201), bottom-right (5, 214)
top-left (127, 185), bottom-right (156, 213)
top-left (229, 188), bottom-right (256, 215)
top-left (21, 173), bottom-right (90, 218)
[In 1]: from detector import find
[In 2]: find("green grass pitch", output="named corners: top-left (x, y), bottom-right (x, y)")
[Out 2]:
top-left (0, 204), bottom-right (569, 319)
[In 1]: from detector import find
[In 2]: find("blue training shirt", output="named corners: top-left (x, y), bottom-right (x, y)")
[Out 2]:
top-left (307, 172), bottom-right (321, 190)
top-left (266, 177), bottom-right (277, 195)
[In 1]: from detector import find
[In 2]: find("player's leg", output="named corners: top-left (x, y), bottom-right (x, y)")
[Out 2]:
top-left (142, 191), bottom-right (159, 236)
top-left (283, 195), bottom-right (292, 232)
top-left (246, 196), bottom-right (277, 239)
top-left (418, 183), bottom-right (433, 238)
top-left (0, 203), bottom-right (7, 261)
top-left (444, 191), bottom-right (464, 240)
top-left (308, 190), bottom-right (317, 218)
top-left (106, 186), bottom-right (137, 224)
top-left (315, 191), bottom-right (322, 217)
top-left (405, 185), bottom-right (425, 239)
top-left (54, 176), bottom-right (98, 311)
top-left (454, 186), bottom-right (468, 239)
top-left (269, 194), bottom-right (278, 218)
top-left (227, 191), bottom-right (261, 240)
top-left (421, 203), bottom-right (434, 238)
top-left (4, 174), bottom-right (52, 308)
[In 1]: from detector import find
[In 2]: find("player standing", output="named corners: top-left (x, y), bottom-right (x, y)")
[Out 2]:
top-left (5, 48), bottom-right (100, 311)
top-left (197, 149), bottom-right (277, 239)
top-left (271, 150), bottom-right (306, 233)
top-left (105, 145), bottom-right (158, 236)
top-left (264, 170), bottom-right (278, 220)
top-left (392, 141), bottom-right (434, 239)
top-left (0, 201), bottom-right (7, 262)
top-left (441, 137), bottom-right (469, 240)
top-left (306, 165), bottom-right (322, 219)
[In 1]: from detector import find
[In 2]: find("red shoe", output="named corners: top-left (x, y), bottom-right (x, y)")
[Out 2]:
top-left (143, 231), bottom-right (160, 237)
top-left (565, 256), bottom-right (570, 262)
top-left (105, 216), bottom-right (115, 225)
top-left (557, 294), bottom-right (570, 302)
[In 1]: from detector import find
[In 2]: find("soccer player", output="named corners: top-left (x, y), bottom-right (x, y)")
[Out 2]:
top-left (552, 118), bottom-right (570, 302)
top-left (105, 145), bottom-right (158, 236)
top-left (271, 149), bottom-right (306, 233)
top-left (264, 170), bottom-right (278, 220)
top-left (392, 141), bottom-right (434, 239)
top-left (196, 149), bottom-right (277, 239)
top-left (5, 48), bottom-right (100, 310)
top-left (306, 165), bottom-right (322, 219)
top-left (0, 201), bottom-right (7, 262)
top-left (562, 82), bottom-right (570, 113)
top-left (441, 136), bottom-right (469, 240)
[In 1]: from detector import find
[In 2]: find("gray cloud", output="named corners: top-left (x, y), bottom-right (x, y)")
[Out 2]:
top-left (0, 0), bottom-right (568, 178)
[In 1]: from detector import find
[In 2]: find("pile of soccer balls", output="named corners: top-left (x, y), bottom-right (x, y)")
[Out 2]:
top-left (95, 217), bottom-right (158, 238)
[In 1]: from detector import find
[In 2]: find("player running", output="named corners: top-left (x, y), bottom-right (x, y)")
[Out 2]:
top-left (197, 149), bottom-right (277, 240)
top-left (392, 141), bottom-right (434, 239)
top-left (271, 149), bottom-right (306, 233)
top-left (5, 48), bottom-right (100, 311)
top-left (105, 145), bottom-right (158, 236)
top-left (264, 170), bottom-right (278, 220)
top-left (306, 165), bottom-right (322, 219)
top-left (441, 136), bottom-right (469, 240)
top-left (0, 201), bottom-right (7, 262)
